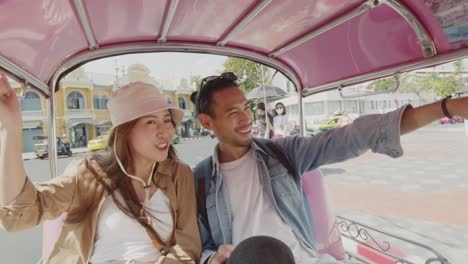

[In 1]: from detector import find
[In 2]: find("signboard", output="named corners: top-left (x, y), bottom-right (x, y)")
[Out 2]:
top-left (425, 0), bottom-right (468, 48)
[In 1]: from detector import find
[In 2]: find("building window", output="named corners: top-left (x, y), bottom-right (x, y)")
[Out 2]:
top-left (344, 100), bottom-right (357, 113)
top-left (93, 95), bottom-right (108, 110)
top-left (67, 91), bottom-right (85, 109)
top-left (167, 97), bottom-right (173, 105)
top-left (304, 102), bottom-right (324, 115)
top-left (21, 91), bottom-right (41, 111)
top-left (178, 97), bottom-right (187, 109)
top-left (327, 101), bottom-right (342, 115)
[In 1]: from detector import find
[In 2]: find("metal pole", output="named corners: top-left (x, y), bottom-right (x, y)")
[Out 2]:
top-left (261, 66), bottom-right (267, 108)
top-left (46, 90), bottom-right (57, 178)
top-left (299, 93), bottom-right (305, 136)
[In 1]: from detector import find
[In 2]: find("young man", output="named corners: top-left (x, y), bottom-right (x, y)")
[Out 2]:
top-left (255, 102), bottom-right (274, 139)
top-left (190, 72), bottom-right (468, 264)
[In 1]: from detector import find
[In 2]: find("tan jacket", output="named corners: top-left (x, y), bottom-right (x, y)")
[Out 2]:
top-left (0, 158), bottom-right (201, 264)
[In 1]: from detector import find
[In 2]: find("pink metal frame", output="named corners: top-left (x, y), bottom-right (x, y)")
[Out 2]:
top-left (1, 0), bottom-right (465, 98)
top-left (0, 0), bottom-right (467, 178)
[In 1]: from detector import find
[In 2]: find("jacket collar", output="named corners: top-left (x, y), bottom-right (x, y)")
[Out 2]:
top-left (210, 139), bottom-right (267, 179)
top-left (154, 159), bottom-right (174, 190)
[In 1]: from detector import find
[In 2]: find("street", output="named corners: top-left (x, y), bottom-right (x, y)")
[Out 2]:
top-left (1, 125), bottom-right (467, 263)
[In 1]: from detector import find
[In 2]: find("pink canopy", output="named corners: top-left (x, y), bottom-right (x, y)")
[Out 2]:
top-left (0, 0), bottom-right (466, 97)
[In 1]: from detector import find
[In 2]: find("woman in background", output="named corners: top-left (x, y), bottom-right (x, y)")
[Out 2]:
top-left (272, 102), bottom-right (289, 137)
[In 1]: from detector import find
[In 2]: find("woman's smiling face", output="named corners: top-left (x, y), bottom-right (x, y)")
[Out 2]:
top-left (128, 110), bottom-right (175, 163)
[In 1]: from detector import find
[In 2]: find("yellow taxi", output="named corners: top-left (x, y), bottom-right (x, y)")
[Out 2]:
top-left (87, 134), bottom-right (109, 151)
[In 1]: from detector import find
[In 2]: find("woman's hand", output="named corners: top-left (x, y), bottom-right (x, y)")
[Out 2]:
top-left (0, 71), bottom-right (22, 131)
top-left (0, 71), bottom-right (27, 206)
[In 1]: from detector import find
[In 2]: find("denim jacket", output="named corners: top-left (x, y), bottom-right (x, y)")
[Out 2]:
top-left (193, 105), bottom-right (410, 263)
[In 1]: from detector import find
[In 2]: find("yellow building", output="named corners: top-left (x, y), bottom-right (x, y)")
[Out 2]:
top-left (163, 88), bottom-right (197, 137)
top-left (15, 64), bottom-right (196, 152)
top-left (13, 67), bottom-right (113, 152)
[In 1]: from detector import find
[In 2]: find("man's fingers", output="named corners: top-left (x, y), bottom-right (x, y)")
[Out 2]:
top-left (219, 244), bottom-right (235, 258)
top-left (211, 244), bottom-right (235, 264)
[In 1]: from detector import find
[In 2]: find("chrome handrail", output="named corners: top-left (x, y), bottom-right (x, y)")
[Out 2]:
top-left (337, 216), bottom-right (451, 264)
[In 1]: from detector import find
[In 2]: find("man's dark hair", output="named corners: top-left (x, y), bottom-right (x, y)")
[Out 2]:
top-left (190, 74), bottom-right (239, 117)
top-left (256, 102), bottom-right (266, 111)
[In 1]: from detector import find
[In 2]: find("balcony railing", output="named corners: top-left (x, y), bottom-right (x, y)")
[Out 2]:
top-left (65, 109), bottom-right (95, 118)
top-left (22, 110), bottom-right (45, 121)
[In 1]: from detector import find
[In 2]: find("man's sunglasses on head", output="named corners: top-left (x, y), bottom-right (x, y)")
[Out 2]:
top-left (199, 72), bottom-right (238, 90)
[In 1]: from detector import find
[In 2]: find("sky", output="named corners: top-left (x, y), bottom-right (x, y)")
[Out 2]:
top-left (83, 52), bottom-right (228, 81)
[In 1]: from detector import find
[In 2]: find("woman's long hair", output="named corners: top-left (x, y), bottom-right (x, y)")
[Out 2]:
top-left (66, 118), bottom-right (177, 226)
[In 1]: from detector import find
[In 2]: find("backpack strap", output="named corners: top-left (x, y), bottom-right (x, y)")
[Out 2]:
top-left (265, 141), bottom-right (296, 179)
top-left (254, 138), bottom-right (296, 179)
top-left (120, 175), bottom-right (171, 255)
top-left (195, 158), bottom-right (213, 242)
top-left (197, 177), bottom-right (212, 236)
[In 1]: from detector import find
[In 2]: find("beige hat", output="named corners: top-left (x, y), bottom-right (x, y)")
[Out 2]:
top-left (107, 82), bottom-right (184, 128)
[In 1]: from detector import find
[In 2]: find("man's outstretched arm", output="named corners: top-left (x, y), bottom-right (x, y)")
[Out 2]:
top-left (401, 97), bottom-right (467, 135)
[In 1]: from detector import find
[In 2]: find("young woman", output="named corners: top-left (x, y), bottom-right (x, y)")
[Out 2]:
top-left (272, 102), bottom-right (289, 137)
top-left (0, 73), bottom-right (201, 264)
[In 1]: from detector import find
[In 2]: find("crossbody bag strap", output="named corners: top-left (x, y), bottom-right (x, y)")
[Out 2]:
top-left (121, 177), bottom-right (171, 255)
top-left (196, 158), bottom-right (214, 245)
top-left (264, 141), bottom-right (297, 179)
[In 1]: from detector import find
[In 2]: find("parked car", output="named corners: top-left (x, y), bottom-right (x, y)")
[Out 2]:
top-left (33, 136), bottom-right (72, 159)
top-left (87, 135), bottom-right (109, 151)
top-left (439, 116), bottom-right (464, 124)
top-left (318, 113), bottom-right (353, 131)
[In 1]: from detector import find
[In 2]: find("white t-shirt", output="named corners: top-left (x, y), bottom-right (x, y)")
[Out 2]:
top-left (273, 115), bottom-right (289, 136)
top-left (220, 149), bottom-right (318, 264)
top-left (90, 189), bottom-right (173, 263)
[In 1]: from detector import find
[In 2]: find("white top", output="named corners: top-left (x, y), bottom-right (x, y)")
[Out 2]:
top-left (273, 115), bottom-right (289, 136)
top-left (90, 189), bottom-right (173, 263)
top-left (220, 149), bottom-right (319, 264)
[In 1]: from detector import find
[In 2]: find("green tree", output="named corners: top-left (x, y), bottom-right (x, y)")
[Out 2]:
top-left (415, 60), bottom-right (463, 98)
top-left (368, 77), bottom-right (398, 92)
top-left (373, 60), bottom-right (464, 99)
top-left (223, 57), bottom-right (269, 93)
top-left (420, 74), bottom-right (462, 98)
top-left (397, 75), bottom-right (431, 102)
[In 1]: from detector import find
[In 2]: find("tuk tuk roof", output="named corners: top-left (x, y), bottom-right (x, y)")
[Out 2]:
top-left (0, 0), bottom-right (466, 97)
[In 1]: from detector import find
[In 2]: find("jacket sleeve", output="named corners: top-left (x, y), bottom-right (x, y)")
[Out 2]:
top-left (0, 159), bottom-right (81, 232)
top-left (158, 164), bottom-right (202, 264)
top-left (275, 105), bottom-right (411, 178)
